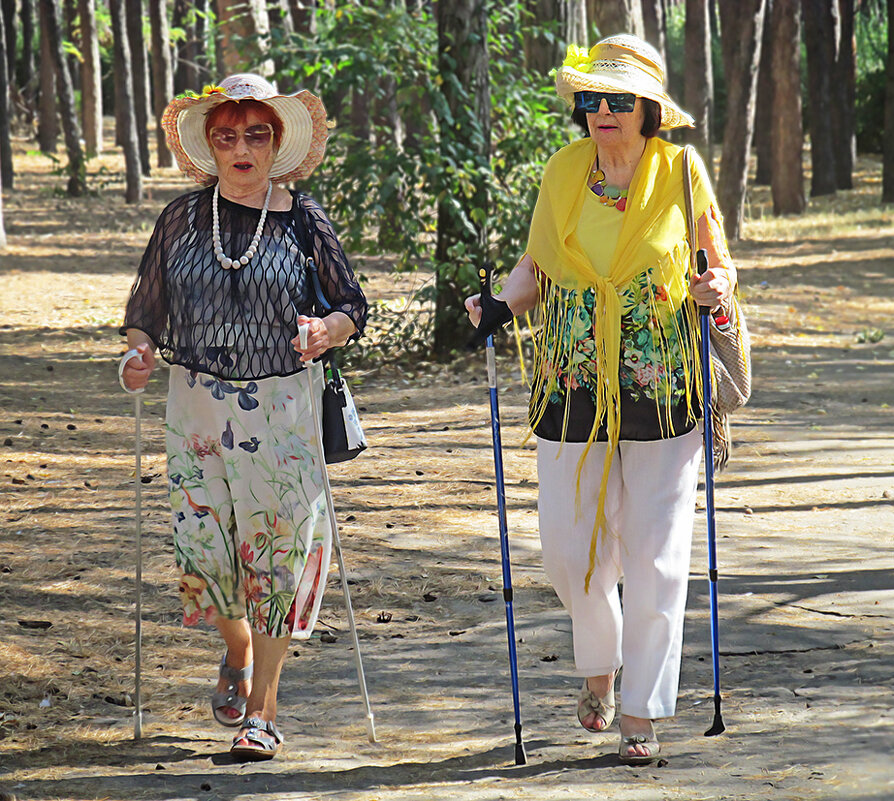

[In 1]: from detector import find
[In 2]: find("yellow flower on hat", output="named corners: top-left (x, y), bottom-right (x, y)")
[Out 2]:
top-left (562, 44), bottom-right (593, 73)
top-left (201, 84), bottom-right (226, 97)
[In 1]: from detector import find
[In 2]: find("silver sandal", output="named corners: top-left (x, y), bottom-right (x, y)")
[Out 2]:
top-left (577, 678), bottom-right (616, 732)
top-left (211, 652), bottom-right (253, 727)
top-left (230, 716), bottom-right (283, 762)
top-left (618, 725), bottom-right (660, 765)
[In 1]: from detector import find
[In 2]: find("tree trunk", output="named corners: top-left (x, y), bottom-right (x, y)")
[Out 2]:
top-left (641, 0), bottom-right (666, 65)
top-left (41, 0), bottom-right (86, 195)
top-left (0, 169), bottom-right (6, 250)
top-left (215, 0), bottom-right (273, 75)
top-left (770, 0), bottom-right (805, 213)
top-left (803, 0), bottom-right (838, 196)
top-left (125, 0), bottom-right (152, 176)
top-left (434, 0), bottom-right (490, 355)
top-left (754, 0), bottom-right (775, 185)
top-left (2, 0), bottom-right (15, 90)
top-left (833, 0), bottom-right (855, 189)
top-left (79, 0), bottom-right (102, 156)
top-left (524, 0), bottom-right (587, 74)
top-left (37, 0), bottom-right (58, 153)
top-left (883, 0), bottom-right (894, 202)
top-left (350, 88), bottom-right (370, 143)
top-left (717, 0), bottom-right (767, 241)
top-left (683, 0), bottom-right (713, 170)
top-left (586, 0), bottom-right (644, 37)
top-left (20, 0), bottom-right (36, 115)
top-left (149, 0), bottom-right (174, 167)
top-left (172, 0), bottom-right (195, 93)
top-left (194, 0), bottom-right (210, 85)
top-left (109, 0), bottom-right (143, 203)
top-left (288, 0), bottom-right (317, 35)
top-left (0, 5), bottom-right (13, 190)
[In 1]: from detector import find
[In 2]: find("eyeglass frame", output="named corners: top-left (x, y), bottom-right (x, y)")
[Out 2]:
top-left (208, 123), bottom-right (277, 151)
top-left (573, 91), bottom-right (638, 114)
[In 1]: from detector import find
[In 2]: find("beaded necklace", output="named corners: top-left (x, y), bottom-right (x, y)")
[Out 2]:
top-left (212, 181), bottom-right (273, 269)
top-left (588, 158), bottom-right (628, 212)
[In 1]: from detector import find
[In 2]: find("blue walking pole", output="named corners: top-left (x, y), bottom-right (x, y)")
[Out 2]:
top-left (697, 249), bottom-right (726, 737)
top-left (478, 262), bottom-right (527, 766)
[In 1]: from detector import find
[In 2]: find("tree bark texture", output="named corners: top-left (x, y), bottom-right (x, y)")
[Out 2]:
top-left (883, 0), bottom-right (894, 202)
top-left (802, 0), bottom-right (838, 196)
top-left (125, 0), bottom-right (152, 176)
top-left (215, 0), bottom-right (272, 76)
top-left (754, 0), bottom-right (775, 185)
top-left (717, 0), bottom-right (767, 241)
top-left (194, 0), bottom-right (210, 85)
top-left (2, 0), bottom-right (15, 90)
top-left (40, 0), bottom-right (86, 196)
top-left (20, 0), bottom-right (35, 112)
top-left (0, 5), bottom-right (13, 190)
top-left (434, 0), bottom-right (491, 354)
top-left (288, 0), bottom-right (317, 35)
top-left (833, 0), bottom-right (855, 189)
top-left (524, 0), bottom-right (587, 74)
top-left (770, 0), bottom-right (805, 214)
top-left (149, 0), bottom-right (174, 167)
top-left (0, 169), bottom-right (6, 249)
top-left (109, 0), bottom-right (143, 203)
top-left (641, 0), bottom-right (666, 65)
top-left (37, 0), bottom-right (58, 153)
top-left (586, 0), bottom-right (644, 38)
top-left (683, 0), bottom-right (713, 169)
top-left (78, 0), bottom-right (103, 156)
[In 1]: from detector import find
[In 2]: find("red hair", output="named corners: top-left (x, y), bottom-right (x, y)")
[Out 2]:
top-left (204, 100), bottom-right (284, 148)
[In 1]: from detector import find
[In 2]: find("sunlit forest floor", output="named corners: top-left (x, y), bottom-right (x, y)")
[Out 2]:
top-left (0, 130), bottom-right (892, 801)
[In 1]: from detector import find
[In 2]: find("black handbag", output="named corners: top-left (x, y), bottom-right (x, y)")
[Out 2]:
top-left (295, 203), bottom-right (367, 464)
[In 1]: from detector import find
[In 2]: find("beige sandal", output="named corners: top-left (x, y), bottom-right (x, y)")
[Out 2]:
top-left (618, 724), bottom-right (660, 765)
top-left (577, 678), bottom-right (616, 732)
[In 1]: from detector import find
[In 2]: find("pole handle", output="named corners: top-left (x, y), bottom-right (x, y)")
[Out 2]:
top-left (696, 249), bottom-right (710, 317)
top-left (478, 261), bottom-right (494, 299)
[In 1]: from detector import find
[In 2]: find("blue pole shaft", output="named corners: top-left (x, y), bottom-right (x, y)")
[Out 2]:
top-left (699, 315), bottom-right (722, 701)
top-left (486, 334), bottom-right (525, 758)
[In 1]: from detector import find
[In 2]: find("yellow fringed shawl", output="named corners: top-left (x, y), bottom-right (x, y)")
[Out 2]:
top-left (525, 136), bottom-right (714, 591)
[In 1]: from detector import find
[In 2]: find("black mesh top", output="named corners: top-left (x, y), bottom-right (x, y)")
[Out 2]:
top-left (121, 188), bottom-right (367, 381)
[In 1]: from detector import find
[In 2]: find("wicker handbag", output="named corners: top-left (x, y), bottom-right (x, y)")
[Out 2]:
top-left (682, 146), bottom-right (752, 467)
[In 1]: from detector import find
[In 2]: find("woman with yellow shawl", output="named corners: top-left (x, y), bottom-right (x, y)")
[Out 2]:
top-left (466, 35), bottom-right (737, 764)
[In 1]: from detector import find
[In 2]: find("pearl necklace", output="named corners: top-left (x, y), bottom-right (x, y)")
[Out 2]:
top-left (212, 181), bottom-right (272, 269)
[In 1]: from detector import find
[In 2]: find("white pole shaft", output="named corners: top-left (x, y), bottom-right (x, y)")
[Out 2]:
top-left (134, 393), bottom-right (143, 740)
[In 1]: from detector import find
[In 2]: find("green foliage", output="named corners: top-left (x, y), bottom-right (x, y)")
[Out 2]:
top-left (267, 0), bottom-right (567, 361)
top-left (855, 4), bottom-right (888, 154)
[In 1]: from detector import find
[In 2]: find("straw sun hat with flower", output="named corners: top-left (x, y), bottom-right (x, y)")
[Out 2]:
top-left (556, 34), bottom-right (694, 130)
top-left (161, 73), bottom-right (329, 186)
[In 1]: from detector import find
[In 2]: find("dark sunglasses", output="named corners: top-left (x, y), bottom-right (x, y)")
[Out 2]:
top-left (209, 123), bottom-right (275, 150)
top-left (574, 91), bottom-right (637, 114)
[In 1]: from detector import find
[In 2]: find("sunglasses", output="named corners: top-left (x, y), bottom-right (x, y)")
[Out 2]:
top-left (574, 91), bottom-right (637, 114)
top-left (209, 123), bottom-right (275, 150)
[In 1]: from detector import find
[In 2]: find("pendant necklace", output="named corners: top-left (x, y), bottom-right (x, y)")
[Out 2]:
top-left (212, 180), bottom-right (273, 269)
top-left (589, 157), bottom-right (628, 212)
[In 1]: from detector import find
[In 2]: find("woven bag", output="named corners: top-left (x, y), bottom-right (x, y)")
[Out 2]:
top-left (682, 146), bottom-right (752, 467)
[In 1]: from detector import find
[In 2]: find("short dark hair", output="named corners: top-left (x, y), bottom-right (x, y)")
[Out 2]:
top-left (571, 97), bottom-right (663, 138)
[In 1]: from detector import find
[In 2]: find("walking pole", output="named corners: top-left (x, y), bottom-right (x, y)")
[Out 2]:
top-left (298, 325), bottom-right (377, 744)
top-left (696, 249), bottom-right (726, 737)
top-left (118, 349), bottom-right (145, 740)
top-left (478, 263), bottom-right (526, 766)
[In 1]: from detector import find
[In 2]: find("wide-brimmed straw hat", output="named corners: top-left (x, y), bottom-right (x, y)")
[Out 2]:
top-left (161, 73), bottom-right (328, 185)
top-left (555, 34), bottom-right (694, 130)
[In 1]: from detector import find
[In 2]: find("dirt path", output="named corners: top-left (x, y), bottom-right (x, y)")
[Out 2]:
top-left (0, 144), bottom-right (892, 801)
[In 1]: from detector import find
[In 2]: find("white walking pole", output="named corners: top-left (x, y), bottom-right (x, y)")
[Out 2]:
top-left (298, 326), bottom-right (376, 743)
top-left (118, 349), bottom-right (145, 740)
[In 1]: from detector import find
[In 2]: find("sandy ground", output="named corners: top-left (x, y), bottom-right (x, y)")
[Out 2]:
top-left (0, 138), bottom-right (892, 801)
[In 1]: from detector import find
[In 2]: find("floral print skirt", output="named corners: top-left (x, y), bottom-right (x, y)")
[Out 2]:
top-left (165, 363), bottom-right (331, 640)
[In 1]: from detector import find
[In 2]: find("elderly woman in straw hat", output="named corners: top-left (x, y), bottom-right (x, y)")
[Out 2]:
top-left (466, 35), bottom-right (737, 763)
top-left (119, 74), bottom-right (367, 760)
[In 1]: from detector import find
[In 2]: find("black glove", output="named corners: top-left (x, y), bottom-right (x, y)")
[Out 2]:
top-left (467, 293), bottom-right (514, 349)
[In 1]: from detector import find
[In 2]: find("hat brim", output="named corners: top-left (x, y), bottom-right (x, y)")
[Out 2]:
top-left (161, 90), bottom-right (328, 185)
top-left (556, 66), bottom-right (694, 130)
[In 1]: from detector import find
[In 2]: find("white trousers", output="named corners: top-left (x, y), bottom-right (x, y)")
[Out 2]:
top-left (536, 427), bottom-right (702, 719)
